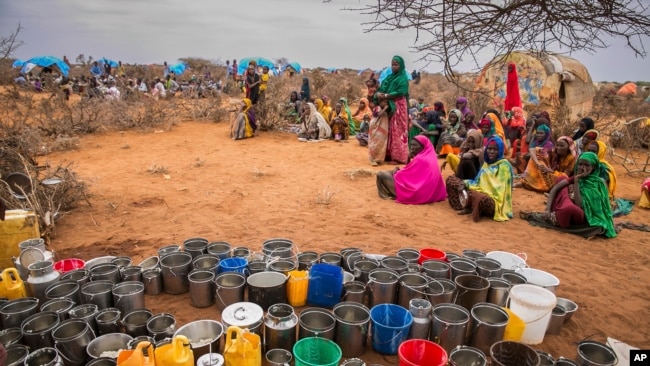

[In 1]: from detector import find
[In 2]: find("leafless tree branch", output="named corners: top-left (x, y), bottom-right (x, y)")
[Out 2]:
top-left (0, 23), bottom-right (24, 61)
top-left (326, 0), bottom-right (650, 79)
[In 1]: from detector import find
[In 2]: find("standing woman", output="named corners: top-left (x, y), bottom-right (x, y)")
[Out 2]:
top-left (244, 62), bottom-right (261, 104)
top-left (374, 55), bottom-right (410, 164)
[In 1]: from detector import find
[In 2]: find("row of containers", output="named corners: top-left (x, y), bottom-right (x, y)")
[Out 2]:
top-left (0, 237), bottom-right (619, 366)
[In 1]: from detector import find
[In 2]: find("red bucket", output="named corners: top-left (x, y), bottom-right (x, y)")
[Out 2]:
top-left (418, 249), bottom-right (447, 265)
top-left (399, 339), bottom-right (447, 366)
top-left (54, 258), bottom-right (85, 273)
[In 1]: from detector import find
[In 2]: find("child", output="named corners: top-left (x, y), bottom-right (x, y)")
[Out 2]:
top-left (368, 98), bottom-right (390, 165)
top-left (259, 66), bottom-right (269, 103)
top-left (356, 114), bottom-right (371, 146)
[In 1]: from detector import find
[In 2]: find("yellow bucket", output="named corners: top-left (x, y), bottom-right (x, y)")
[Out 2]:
top-left (0, 268), bottom-right (27, 300)
top-left (502, 307), bottom-right (526, 341)
top-left (286, 270), bottom-right (309, 307)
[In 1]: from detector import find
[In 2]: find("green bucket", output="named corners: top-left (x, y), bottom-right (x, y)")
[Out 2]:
top-left (293, 337), bottom-right (342, 366)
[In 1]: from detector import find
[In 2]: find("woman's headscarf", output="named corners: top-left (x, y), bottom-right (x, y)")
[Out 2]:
top-left (575, 152), bottom-right (616, 237)
top-left (465, 129), bottom-right (484, 164)
top-left (510, 106), bottom-right (526, 129)
top-left (456, 97), bottom-right (472, 116)
top-left (504, 62), bottom-right (522, 112)
top-left (531, 124), bottom-right (554, 150)
top-left (306, 102), bottom-right (332, 139)
top-left (593, 140), bottom-right (617, 198)
top-left (583, 129), bottom-right (600, 142)
top-left (338, 97), bottom-right (356, 135)
top-left (573, 117), bottom-right (595, 141)
top-left (463, 111), bottom-right (478, 130)
top-left (409, 99), bottom-right (418, 109)
top-left (449, 109), bottom-right (463, 126)
top-left (355, 97), bottom-right (373, 120)
top-left (468, 136), bottom-right (513, 221)
top-left (393, 135), bottom-right (446, 204)
top-left (557, 136), bottom-right (577, 158)
top-left (486, 113), bottom-right (507, 144)
top-left (483, 136), bottom-right (505, 164)
top-left (375, 55), bottom-right (410, 115)
top-left (538, 111), bottom-right (552, 126)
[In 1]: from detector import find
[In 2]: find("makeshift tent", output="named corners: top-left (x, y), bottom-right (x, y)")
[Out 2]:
top-left (616, 82), bottom-right (637, 96)
top-left (15, 56), bottom-right (70, 76)
top-left (475, 51), bottom-right (595, 121)
top-left (238, 57), bottom-right (275, 75)
top-left (378, 66), bottom-right (413, 83)
top-left (287, 62), bottom-right (302, 73)
top-left (168, 63), bottom-right (187, 75)
top-left (12, 59), bottom-right (25, 68)
top-left (98, 58), bottom-right (119, 68)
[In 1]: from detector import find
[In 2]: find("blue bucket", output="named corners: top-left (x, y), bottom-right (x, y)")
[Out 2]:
top-left (307, 264), bottom-right (343, 308)
top-left (218, 257), bottom-right (249, 275)
top-left (370, 304), bottom-right (413, 355)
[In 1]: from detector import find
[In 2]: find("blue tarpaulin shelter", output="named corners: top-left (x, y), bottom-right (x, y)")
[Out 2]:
top-left (12, 59), bottom-right (25, 68)
top-left (17, 56), bottom-right (70, 76)
top-left (378, 66), bottom-right (413, 84)
top-left (168, 62), bottom-right (187, 75)
top-left (237, 57), bottom-right (275, 75)
top-left (98, 58), bottom-right (119, 68)
top-left (284, 62), bottom-right (302, 73)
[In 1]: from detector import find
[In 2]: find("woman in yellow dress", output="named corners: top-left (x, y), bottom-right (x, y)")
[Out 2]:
top-left (231, 98), bottom-right (254, 140)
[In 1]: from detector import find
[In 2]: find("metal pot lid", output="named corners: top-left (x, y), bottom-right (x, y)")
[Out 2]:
top-left (197, 353), bottom-right (224, 366)
top-left (18, 247), bottom-right (45, 268)
top-left (41, 178), bottom-right (63, 186)
top-left (221, 302), bottom-right (263, 327)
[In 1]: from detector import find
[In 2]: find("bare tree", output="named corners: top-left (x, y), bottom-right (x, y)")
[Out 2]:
top-left (328, 0), bottom-right (650, 78)
top-left (0, 23), bottom-right (24, 60)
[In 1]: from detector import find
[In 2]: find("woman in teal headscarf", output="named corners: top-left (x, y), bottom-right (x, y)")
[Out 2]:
top-left (520, 152), bottom-right (616, 238)
top-left (373, 55), bottom-right (410, 164)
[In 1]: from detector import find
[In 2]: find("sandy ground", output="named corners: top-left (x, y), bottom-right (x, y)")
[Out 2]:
top-left (44, 117), bottom-right (650, 364)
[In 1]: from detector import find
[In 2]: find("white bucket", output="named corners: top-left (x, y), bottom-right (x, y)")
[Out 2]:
top-left (485, 251), bottom-right (527, 272)
top-left (508, 284), bottom-right (556, 345)
top-left (515, 268), bottom-right (560, 293)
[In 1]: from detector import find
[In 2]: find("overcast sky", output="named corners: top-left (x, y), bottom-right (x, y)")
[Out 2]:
top-left (1, 0), bottom-right (647, 82)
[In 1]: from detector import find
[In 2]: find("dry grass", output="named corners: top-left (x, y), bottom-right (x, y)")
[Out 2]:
top-left (147, 163), bottom-right (169, 174)
top-left (343, 168), bottom-right (376, 180)
top-left (314, 185), bottom-right (337, 205)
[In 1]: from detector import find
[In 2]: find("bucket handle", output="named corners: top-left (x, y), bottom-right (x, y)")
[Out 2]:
top-left (516, 252), bottom-right (528, 262)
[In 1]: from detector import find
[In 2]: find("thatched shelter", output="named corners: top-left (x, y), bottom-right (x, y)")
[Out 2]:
top-left (475, 51), bottom-right (595, 120)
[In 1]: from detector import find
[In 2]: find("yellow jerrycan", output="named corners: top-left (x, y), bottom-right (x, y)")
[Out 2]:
top-left (154, 335), bottom-right (194, 366)
top-left (224, 326), bottom-right (262, 366)
top-left (117, 341), bottom-right (156, 366)
top-left (0, 268), bottom-right (27, 300)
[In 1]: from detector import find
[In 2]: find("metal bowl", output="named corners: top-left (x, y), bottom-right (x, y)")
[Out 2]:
top-left (173, 320), bottom-right (224, 359)
top-left (86, 333), bottom-right (133, 359)
top-left (85, 256), bottom-right (117, 271)
top-left (556, 297), bottom-right (578, 323)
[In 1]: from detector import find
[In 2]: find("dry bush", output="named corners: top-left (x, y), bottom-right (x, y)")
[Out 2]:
top-left (178, 95), bottom-right (228, 123)
top-left (0, 155), bottom-right (89, 238)
top-left (147, 163), bottom-right (169, 174)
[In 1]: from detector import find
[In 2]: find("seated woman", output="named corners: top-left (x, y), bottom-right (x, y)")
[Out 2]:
top-left (509, 118), bottom-right (534, 174)
top-left (330, 99), bottom-right (352, 141)
top-left (479, 112), bottom-right (507, 149)
top-left (285, 91), bottom-right (302, 123)
top-left (338, 97), bottom-right (356, 136)
top-left (446, 136), bottom-right (513, 222)
top-left (520, 152), bottom-right (617, 238)
top-left (444, 129), bottom-right (483, 180)
top-left (352, 97), bottom-right (372, 130)
top-left (518, 132), bottom-right (576, 193)
top-left (505, 107), bottom-right (526, 149)
top-left (298, 102), bottom-right (332, 141)
top-left (408, 99), bottom-right (419, 121)
top-left (317, 97), bottom-right (333, 123)
top-left (376, 135), bottom-right (446, 204)
top-left (585, 140), bottom-right (617, 199)
top-left (409, 107), bottom-right (443, 147)
top-left (231, 98), bottom-right (255, 140)
top-left (572, 117), bottom-right (595, 154)
top-left (437, 109), bottom-right (466, 156)
top-left (640, 178), bottom-right (650, 209)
